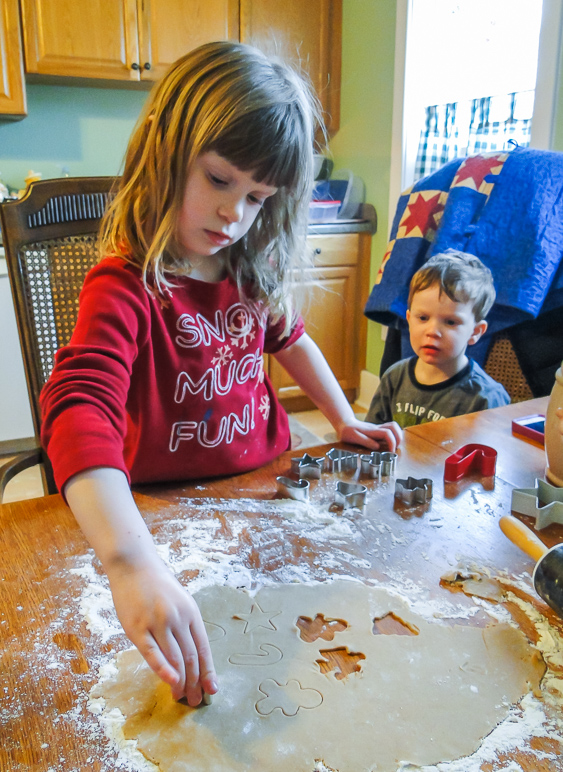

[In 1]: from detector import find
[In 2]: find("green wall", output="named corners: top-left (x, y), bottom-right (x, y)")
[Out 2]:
top-left (2, 1), bottom-right (561, 377)
top-left (0, 84), bottom-right (148, 192)
top-left (331, 0), bottom-right (397, 375)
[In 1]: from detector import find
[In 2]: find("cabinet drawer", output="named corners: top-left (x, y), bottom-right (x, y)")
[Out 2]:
top-left (308, 233), bottom-right (359, 267)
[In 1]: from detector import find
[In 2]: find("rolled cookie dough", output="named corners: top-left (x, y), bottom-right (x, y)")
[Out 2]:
top-left (93, 580), bottom-right (545, 771)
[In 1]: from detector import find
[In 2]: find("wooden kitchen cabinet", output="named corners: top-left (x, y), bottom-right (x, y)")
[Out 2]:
top-left (0, 0), bottom-right (26, 117)
top-left (240, 0), bottom-right (342, 134)
top-left (19, 0), bottom-right (341, 133)
top-left (269, 228), bottom-right (373, 411)
top-left (20, 0), bottom-right (238, 82)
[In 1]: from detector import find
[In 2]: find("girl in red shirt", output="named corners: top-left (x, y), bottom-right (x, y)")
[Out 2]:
top-left (41, 41), bottom-right (402, 707)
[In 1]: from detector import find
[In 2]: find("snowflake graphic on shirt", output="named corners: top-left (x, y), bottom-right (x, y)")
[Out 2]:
top-left (211, 345), bottom-right (233, 367)
top-left (258, 394), bottom-right (270, 420)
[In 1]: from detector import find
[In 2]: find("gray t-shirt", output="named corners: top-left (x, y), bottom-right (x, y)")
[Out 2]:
top-left (366, 357), bottom-right (510, 428)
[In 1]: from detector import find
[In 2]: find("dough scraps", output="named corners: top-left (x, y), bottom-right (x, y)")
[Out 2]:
top-left (93, 580), bottom-right (545, 771)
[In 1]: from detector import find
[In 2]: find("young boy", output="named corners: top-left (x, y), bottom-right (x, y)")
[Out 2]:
top-left (366, 250), bottom-right (510, 428)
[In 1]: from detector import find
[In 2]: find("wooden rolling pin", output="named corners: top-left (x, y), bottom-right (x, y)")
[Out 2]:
top-left (499, 514), bottom-right (563, 618)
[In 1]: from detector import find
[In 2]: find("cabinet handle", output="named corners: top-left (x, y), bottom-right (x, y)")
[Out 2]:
top-left (131, 62), bottom-right (141, 71)
top-left (314, 247), bottom-right (322, 255)
top-left (143, 62), bottom-right (152, 71)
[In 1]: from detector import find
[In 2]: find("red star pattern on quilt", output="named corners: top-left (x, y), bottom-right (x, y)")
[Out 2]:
top-left (399, 191), bottom-right (445, 238)
top-left (453, 153), bottom-right (506, 190)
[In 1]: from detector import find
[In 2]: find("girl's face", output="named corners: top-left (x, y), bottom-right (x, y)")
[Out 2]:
top-left (176, 151), bottom-right (278, 269)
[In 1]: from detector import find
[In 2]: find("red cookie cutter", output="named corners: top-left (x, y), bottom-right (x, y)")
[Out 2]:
top-left (443, 444), bottom-right (497, 482)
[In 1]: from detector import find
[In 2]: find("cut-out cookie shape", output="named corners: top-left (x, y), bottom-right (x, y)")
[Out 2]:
top-left (296, 614), bottom-right (348, 642)
top-left (203, 620), bottom-right (227, 642)
top-left (373, 612), bottom-right (419, 636)
top-left (234, 602), bottom-right (281, 633)
top-left (255, 678), bottom-right (323, 716)
top-left (229, 643), bottom-right (283, 667)
top-left (316, 647), bottom-right (366, 680)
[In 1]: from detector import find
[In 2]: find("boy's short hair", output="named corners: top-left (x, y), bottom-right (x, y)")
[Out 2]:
top-left (408, 249), bottom-right (496, 321)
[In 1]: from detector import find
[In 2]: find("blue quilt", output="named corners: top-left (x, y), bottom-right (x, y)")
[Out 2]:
top-left (365, 146), bottom-right (563, 365)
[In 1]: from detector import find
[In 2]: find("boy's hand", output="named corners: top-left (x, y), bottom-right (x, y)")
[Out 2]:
top-left (106, 556), bottom-right (218, 706)
top-left (337, 418), bottom-right (403, 452)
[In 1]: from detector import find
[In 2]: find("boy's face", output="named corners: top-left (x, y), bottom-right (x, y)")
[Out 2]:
top-left (406, 283), bottom-right (487, 374)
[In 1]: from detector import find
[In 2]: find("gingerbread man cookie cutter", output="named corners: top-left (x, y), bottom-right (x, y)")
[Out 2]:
top-left (394, 476), bottom-right (433, 506)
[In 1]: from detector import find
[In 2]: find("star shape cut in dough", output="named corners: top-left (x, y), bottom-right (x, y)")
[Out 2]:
top-left (233, 602), bottom-right (281, 634)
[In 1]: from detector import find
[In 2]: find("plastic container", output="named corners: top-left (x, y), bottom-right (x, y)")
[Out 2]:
top-left (308, 200), bottom-right (341, 222)
top-left (331, 169), bottom-right (365, 219)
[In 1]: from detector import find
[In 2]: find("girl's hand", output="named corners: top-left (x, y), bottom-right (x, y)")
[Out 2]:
top-left (106, 555), bottom-right (218, 706)
top-left (337, 418), bottom-right (403, 452)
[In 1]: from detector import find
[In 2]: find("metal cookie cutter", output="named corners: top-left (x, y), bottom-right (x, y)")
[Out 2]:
top-left (511, 478), bottom-right (563, 530)
top-left (290, 453), bottom-right (325, 479)
top-left (395, 476), bottom-right (433, 506)
top-left (325, 448), bottom-right (359, 473)
top-left (334, 480), bottom-right (367, 509)
top-left (360, 451), bottom-right (398, 479)
top-left (276, 476), bottom-right (310, 502)
top-left (444, 444), bottom-right (497, 482)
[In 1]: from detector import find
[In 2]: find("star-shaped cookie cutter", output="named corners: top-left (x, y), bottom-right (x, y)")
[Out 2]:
top-left (511, 478), bottom-right (563, 530)
top-left (394, 476), bottom-right (433, 506)
top-left (276, 476), bottom-right (310, 502)
top-left (290, 453), bottom-right (325, 479)
top-left (359, 451), bottom-right (398, 479)
top-left (444, 444), bottom-right (497, 482)
top-left (325, 448), bottom-right (359, 473)
top-left (334, 480), bottom-right (367, 509)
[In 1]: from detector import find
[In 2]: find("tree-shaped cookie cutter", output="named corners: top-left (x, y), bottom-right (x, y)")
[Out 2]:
top-left (394, 476), bottom-right (433, 506)
top-left (359, 451), bottom-right (398, 479)
top-left (511, 478), bottom-right (563, 530)
top-left (444, 444), bottom-right (497, 482)
top-left (290, 453), bottom-right (325, 480)
top-left (276, 476), bottom-right (310, 502)
top-left (334, 480), bottom-right (367, 509)
top-left (325, 448), bottom-right (359, 473)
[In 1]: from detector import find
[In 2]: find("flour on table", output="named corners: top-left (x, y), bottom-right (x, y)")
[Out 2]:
top-left (18, 491), bottom-right (563, 772)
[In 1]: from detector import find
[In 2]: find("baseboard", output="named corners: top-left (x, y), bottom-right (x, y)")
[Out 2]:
top-left (354, 370), bottom-right (379, 412)
top-left (0, 437), bottom-right (37, 458)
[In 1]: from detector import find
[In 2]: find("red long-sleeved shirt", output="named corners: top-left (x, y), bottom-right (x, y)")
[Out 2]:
top-left (40, 257), bottom-right (303, 492)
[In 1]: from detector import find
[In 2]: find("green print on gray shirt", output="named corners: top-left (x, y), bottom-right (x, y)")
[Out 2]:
top-left (366, 357), bottom-right (510, 429)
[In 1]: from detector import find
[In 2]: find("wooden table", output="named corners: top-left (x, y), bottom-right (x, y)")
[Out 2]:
top-left (1, 397), bottom-right (562, 771)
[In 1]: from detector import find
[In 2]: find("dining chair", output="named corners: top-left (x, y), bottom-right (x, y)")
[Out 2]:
top-left (0, 176), bottom-right (117, 500)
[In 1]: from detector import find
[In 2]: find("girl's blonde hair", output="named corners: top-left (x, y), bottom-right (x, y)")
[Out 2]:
top-left (100, 41), bottom-right (323, 331)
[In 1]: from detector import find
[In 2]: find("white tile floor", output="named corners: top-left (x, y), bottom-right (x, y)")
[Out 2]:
top-left (1, 408), bottom-right (366, 503)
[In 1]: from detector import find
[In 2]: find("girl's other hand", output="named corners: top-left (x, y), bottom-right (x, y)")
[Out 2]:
top-left (106, 556), bottom-right (218, 706)
top-left (337, 418), bottom-right (403, 452)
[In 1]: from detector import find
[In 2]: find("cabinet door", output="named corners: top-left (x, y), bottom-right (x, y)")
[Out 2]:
top-left (240, 0), bottom-right (342, 134)
top-left (138, 0), bottom-right (239, 81)
top-left (21, 0), bottom-right (141, 81)
top-left (0, 0), bottom-right (26, 116)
